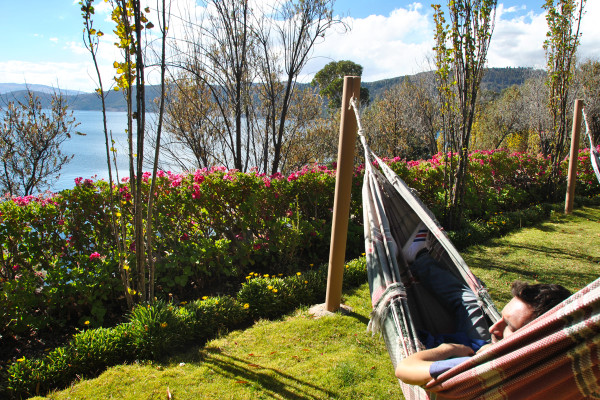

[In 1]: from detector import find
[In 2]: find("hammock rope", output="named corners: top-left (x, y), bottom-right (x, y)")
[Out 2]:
top-left (351, 97), bottom-right (600, 400)
top-left (583, 109), bottom-right (600, 185)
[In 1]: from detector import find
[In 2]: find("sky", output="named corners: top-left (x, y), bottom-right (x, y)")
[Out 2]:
top-left (0, 0), bottom-right (598, 93)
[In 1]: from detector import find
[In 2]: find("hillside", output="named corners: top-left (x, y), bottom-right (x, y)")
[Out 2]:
top-left (0, 67), bottom-right (544, 112)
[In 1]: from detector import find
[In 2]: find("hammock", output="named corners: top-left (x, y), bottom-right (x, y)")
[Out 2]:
top-left (354, 99), bottom-right (600, 400)
top-left (584, 109), bottom-right (600, 185)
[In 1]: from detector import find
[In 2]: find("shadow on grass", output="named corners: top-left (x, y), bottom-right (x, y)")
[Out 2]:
top-left (468, 242), bottom-right (598, 289)
top-left (180, 347), bottom-right (338, 400)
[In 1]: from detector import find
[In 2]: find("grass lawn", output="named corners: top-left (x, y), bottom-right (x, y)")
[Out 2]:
top-left (30, 206), bottom-right (600, 400)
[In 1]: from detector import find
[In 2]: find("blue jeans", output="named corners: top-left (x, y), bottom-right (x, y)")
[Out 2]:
top-left (411, 253), bottom-right (491, 342)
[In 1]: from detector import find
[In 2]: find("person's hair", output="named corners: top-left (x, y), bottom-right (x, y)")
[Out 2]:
top-left (511, 281), bottom-right (572, 318)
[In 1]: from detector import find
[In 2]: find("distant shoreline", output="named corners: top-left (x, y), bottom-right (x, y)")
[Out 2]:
top-left (0, 67), bottom-right (544, 112)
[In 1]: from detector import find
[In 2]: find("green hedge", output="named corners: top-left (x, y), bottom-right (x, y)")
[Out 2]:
top-left (1, 148), bottom-right (599, 361)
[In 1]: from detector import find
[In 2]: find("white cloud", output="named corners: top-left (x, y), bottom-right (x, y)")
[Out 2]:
top-left (487, 7), bottom-right (548, 69)
top-left (306, 4), bottom-right (434, 83)
top-left (50, 37), bottom-right (59, 43)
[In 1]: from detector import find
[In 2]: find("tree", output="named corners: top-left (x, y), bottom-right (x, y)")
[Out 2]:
top-left (255, 0), bottom-right (341, 174)
top-left (0, 90), bottom-right (79, 196)
top-left (471, 85), bottom-right (529, 151)
top-left (432, 0), bottom-right (497, 228)
top-left (169, 0), bottom-right (340, 174)
top-left (173, 0), bottom-right (256, 173)
top-left (543, 0), bottom-right (586, 198)
top-left (520, 73), bottom-right (552, 154)
top-left (81, 0), bottom-right (170, 305)
top-left (362, 76), bottom-right (438, 160)
top-left (161, 73), bottom-right (221, 171)
top-left (578, 59), bottom-right (600, 144)
top-left (311, 60), bottom-right (370, 112)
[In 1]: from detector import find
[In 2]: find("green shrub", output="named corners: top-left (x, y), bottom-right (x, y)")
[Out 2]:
top-left (184, 296), bottom-right (249, 341)
top-left (127, 301), bottom-right (187, 359)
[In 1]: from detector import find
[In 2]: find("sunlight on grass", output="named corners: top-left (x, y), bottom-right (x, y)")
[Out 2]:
top-left (30, 206), bottom-right (600, 400)
top-left (464, 206), bottom-right (600, 308)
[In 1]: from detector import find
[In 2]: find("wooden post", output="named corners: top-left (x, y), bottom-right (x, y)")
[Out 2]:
top-left (324, 76), bottom-right (361, 312)
top-left (565, 99), bottom-right (584, 214)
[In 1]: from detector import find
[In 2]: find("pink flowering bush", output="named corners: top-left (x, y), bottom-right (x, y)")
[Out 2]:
top-left (1, 147), bottom-right (599, 339)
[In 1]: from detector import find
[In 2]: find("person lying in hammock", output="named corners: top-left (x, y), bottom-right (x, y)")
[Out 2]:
top-left (395, 223), bottom-right (572, 386)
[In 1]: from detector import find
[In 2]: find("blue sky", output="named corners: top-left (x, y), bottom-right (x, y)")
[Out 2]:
top-left (1, 1), bottom-right (597, 92)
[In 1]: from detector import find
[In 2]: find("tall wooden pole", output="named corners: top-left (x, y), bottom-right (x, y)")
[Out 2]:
top-left (565, 99), bottom-right (584, 214)
top-left (325, 76), bottom-right (361, 312)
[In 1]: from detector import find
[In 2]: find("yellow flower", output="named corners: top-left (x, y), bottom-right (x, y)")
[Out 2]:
top-left (160, 322), bottom-right (168, 328)
top-left (115, 212), bottom-right (121, 217)
top-left (264, 274), bottom-right (269, 278)
top-left (84, 320), bottom-right (90, 325)
top-left (268, 285), bottom-right (273, 290)
top-left (17, 357), bottom-right (25, 362)
top-left (123, 263), bottom-right (129, 271)
top-left (345, 264), bottom-right (349, 269)
top-left (243, 303), bottom-right (250, 309)
top-left (202, 296), bottom-right (208, 300)
top-left (361, 252), bottom-right (365, 256)
top-left (309, 263), bottom-right (314, 267)
top-left (180, 301), bottom-right (188, 305)
top-left (304, 281), bottom-right (308, 284)
top-left (296, 272), bottom-right (301, 276)
top-left (245, 276), bottom-right (251, 280)
top-left (272, 289), bottom-right (278, 293)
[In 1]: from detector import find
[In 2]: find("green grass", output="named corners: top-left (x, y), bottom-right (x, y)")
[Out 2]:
top-left (29, 206), bottom-right (600, 400)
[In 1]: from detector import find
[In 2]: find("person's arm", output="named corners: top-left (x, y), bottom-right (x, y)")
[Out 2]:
top-left (395, 343), bottom-right (475, 386)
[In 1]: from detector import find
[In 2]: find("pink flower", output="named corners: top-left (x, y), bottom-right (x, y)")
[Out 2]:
top-left (194, 170), bottom-right (205, 184)
top-left (89, 252), bottom-right (101, 260)
top-left (180, 233), bottom-right (189, 241)
top-left (58, 219), bottom-right (65, 225)
top-left (121, 177), bottom-right (130, 183)
top-left (12, 264), bottom-right (19, 271)
top-left (74, 177), bottom-right (83, 185)
top-left (192, 184), bottom-right (201, 199)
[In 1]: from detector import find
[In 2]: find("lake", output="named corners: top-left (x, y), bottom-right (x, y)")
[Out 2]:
top-left (53, 110), bottom-right (183, 192)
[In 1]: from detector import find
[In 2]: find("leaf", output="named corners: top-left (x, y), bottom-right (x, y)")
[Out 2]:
top-left (146, 22), bottom-right (154, 29)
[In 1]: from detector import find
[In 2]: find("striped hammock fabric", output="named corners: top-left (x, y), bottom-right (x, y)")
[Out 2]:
top-left (353, 100), bottom-right (600, 400)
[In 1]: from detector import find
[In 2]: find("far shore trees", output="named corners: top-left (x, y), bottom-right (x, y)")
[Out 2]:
top-left (0, 90), bottom-right (79, 196)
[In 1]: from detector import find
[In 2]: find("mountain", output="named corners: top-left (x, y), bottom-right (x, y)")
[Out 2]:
top-left (0, 67), bottom-right (545, 112)
top-left (0, 86), bottom-right (162, 112)
top-left (0, 83), bottom-right (84, 96)
top-left (362, 67), bottom-right (545, 100)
